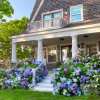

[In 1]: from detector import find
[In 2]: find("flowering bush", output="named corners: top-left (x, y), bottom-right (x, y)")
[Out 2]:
top-left (0, 69), bottom-right (6, 89)
top-left (53, 55), bottom-right (100, 96)
top-left (0, 61), bottom-right (48, 89)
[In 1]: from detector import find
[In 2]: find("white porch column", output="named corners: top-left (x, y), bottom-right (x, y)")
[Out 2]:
top-left (72, 35), bottom-right (78, 58)
top-left (37, 39), bottom-right (44, 62)
top-left (11, 42), bottom-right (17, 63)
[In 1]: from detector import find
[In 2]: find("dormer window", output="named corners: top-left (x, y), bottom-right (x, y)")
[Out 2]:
top-left (42, 9), bottom-right (63, 28)
top-left (70, 4), bottom-right (83, 23)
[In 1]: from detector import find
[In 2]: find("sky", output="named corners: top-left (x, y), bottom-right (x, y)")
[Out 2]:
top-left (8, 0), bottom-right (36, 20)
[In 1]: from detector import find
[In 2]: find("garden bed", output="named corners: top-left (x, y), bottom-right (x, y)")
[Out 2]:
top-left (0, 61), bottom-right (48, 89)
top-left (53, 55), bottom-right (100, 96)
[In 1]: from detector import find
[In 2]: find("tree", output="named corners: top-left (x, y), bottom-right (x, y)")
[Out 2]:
top-left (0, 0), bottom-right (13, 21)
top-left (0, 17), bottom-right (28, 68)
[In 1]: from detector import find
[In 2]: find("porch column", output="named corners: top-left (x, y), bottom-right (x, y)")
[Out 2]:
top-left (11, 42), bottom-right (17, 63)
top-left (72, 35), bottom-right (78, 58)
top-left (37, 39), bottom-right (44, 62)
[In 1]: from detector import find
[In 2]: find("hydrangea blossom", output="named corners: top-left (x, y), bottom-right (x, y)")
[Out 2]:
top-left (53, 55), bottom-right (100, 96)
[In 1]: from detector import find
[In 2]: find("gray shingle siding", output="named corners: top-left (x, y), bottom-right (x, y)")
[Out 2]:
top-left (30, 0), bottom-right (42, 21)
top-left (33, 0), bottom-right (100, 21)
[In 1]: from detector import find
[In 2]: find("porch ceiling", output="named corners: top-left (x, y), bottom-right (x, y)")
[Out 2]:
top-left (12, 23), bottom-right (100, 43)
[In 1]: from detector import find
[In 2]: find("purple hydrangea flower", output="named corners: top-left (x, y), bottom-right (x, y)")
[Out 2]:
top-left (23, 68), bottom-right (33, 78)
top-left (20, 78), bottom-right (29, 88)
top-left (80, 76), bottom-right (89, 83)
top-left (75, 68), bottom-right (81, 76)
top-left (60, 83), bottom-right (67, 89)
top-left (96, 68), bottom-right (100, 73)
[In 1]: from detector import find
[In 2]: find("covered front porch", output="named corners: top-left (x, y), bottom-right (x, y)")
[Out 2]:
top-left (11, 23), bottom-right (100, 68)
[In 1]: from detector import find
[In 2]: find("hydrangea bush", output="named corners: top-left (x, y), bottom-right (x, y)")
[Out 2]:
top-left (0, 69), bottom-right (6, 89)
top-left (53, 55), bottom-right (100, 96)
top-left (0, 61), bottom-right (48, 89)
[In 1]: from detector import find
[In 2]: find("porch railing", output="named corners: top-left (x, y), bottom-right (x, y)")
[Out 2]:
top-left (28, 18), bottom-right (68, 32)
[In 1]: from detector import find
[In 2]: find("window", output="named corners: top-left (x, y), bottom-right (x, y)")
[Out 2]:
top-left (43, 9), bottom-right (63, 28)
top-left (43, 14), bottom-right (52, 28)
top-left (47, 46), bottom-right (57, 63)
top-left (53, 12), bottom-right (62, 19)
top-left (43, 14), bottom-right (52, 21)
top-left (43, 11), bottom-right (62, 21)
top-left (70, 4), bottom-right (83, 22)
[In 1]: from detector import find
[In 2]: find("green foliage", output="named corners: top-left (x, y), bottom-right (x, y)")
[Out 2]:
top-left (17, 61), bottom-right (38, 69)
top-left (0, 68), bottom-right (6, 89)
top-left (0, 68), bottom-right (6, 79)
top-left (0, 0), bottom-right (13, 21)
top-left (17, 45), bottom-right (32, 60)
top-left (0, 17), bottom-right (28, 67)
top-left (0, 17), bottom-right (28, 42)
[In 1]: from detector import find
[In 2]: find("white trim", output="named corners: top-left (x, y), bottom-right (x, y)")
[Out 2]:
top-left (42, 9), bottom-right (63, 18)
top-left (70, 4), bottom-right (84, 23)
top-left (12, 23), bottom-right (100, 39)
top-left (11, 42), bottom-right (17, 63)
top-left (41, 9), bottom-right (63, 29)
top-left (12, 23), bottom-right (100, 43)
top-left (31, 0), bottom-right (44, 21)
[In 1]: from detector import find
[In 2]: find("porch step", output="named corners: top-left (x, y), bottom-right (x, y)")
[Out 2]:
top-left (33, 74), bottom-right (54, 92)
top-left (33, 86), bottom-right (53, 92)
top-left (36, 83), bottom-right (53, 88)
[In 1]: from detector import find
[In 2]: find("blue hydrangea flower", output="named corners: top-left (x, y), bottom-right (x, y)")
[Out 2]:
top-left (23, 68), bottom-right (33, 78)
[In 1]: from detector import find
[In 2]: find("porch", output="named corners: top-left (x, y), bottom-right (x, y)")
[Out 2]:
top-left (11, 22), bottom-right (100, 68)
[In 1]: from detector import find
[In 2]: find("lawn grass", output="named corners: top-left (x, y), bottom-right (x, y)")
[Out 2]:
top-left (0, 89), bottom-right (99, 100)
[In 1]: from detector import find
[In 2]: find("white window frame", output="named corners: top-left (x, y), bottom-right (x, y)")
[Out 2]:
top-left (42, 9), bottom-right (63, 20)
top-left (46, 45), bottom-right (58, 64)
top-left (70, 4), bottom-right (84, 23)
top-left (41, 9), bottom-right (63, 28)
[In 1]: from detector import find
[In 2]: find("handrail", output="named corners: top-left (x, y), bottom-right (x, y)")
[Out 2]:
top-left (28, 17), bottom-right (68, 32)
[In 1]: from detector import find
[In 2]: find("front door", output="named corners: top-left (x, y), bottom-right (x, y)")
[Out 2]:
top-left (61, 45), bottom-right (72, 62)
top-left (47, 46), bottom-right (57, 63)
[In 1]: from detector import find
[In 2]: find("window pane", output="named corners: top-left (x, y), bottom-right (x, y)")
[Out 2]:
top-left (53, 12), bottom-right (62, 18)
top-left (43, 14), bottom-right (52, 28)
top-left (44, 14), bottom-right (52, 21)
top-left (71, 14), bottom-right (81, 22)
top-left (70, 6), bottom-right (81, 15)
top-left (70, 4), bottom-right (83, 22)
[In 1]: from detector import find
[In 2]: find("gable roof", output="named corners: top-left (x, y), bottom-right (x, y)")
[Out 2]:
top-left (30, 0), bottom-right (44, 21)
top-left (30, 0), bottom-right (100, 21)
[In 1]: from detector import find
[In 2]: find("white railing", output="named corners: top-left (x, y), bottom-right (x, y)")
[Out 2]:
top-left (28, 18), bottom-right (68, 32)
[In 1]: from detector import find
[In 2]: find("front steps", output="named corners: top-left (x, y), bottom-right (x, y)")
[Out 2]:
top-left (33, 75), bottom-right (54, 92)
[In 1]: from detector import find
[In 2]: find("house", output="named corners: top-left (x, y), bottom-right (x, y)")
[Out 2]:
top-left (11, 0), bottom-right (100, 67)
